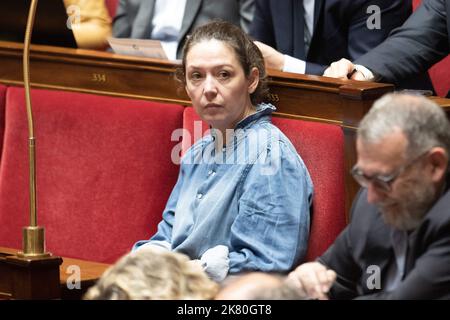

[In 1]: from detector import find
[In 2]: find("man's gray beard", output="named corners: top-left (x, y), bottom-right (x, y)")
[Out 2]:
top-left (379, 183), bottom-right (436, 231)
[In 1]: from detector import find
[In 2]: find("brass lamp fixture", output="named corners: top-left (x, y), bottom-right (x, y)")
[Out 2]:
top-left (0, 0), bottom-right (62, 299)
top-left (17, 0), bottom-right (50, 258)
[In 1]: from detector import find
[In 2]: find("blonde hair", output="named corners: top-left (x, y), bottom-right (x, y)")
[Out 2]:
top-left (84, 247), bottom-right (219, 300)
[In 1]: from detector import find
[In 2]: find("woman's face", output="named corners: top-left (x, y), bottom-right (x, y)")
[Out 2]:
top-left (184, 39), bottom-right (259, 132)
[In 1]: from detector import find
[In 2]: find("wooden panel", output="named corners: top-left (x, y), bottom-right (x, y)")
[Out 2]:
top-left (0, 41), bottom-right (189, 104)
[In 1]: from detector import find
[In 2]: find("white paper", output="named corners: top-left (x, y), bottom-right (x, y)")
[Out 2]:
top-left (108, 37), bottom-right (168, 60)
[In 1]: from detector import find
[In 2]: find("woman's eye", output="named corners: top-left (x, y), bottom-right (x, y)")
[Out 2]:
top-left (218, 71), bottom-right (230, 79)
top-left (190, 72), bottom-right (202, 80)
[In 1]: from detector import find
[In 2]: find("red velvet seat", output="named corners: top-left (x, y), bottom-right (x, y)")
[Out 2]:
top-left (105, 0), bottom-right (118, 18)
top-left (413, 0), bottom-right (450, 97)
top-left (182, 107), bottom-right (346, 263)
top-left (0, 87), bottom-right (183, 263)
top-left (0, 84), bottom-right (6, 164)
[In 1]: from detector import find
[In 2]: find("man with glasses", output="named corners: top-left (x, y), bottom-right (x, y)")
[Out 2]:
top-left (287, 93), bottom-right (450, 299)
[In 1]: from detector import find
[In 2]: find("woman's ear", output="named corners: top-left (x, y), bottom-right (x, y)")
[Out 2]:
top-left (248, 67), bottom-right (260, 94)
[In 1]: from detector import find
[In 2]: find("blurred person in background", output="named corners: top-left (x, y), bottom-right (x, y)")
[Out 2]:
top-left (65, 0), bottom-right (112, 50)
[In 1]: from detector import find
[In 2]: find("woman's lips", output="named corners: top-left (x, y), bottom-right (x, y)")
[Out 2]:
top-left (205, 103), bottom-right (223, 109)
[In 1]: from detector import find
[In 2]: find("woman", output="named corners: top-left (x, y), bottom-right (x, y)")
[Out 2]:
top-left (134, 21), bottom-right (313, 282)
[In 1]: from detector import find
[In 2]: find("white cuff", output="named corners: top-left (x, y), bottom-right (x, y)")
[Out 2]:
top-left (200, 245), bottom-right (230, 282)
top-left (282, 55), bottom-right (306, 74)
top-left (354, 64), bottom-right (376, 81)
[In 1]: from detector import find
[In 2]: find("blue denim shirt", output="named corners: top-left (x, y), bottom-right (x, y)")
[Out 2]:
top-left (134, 103), bottom-right (313, 273)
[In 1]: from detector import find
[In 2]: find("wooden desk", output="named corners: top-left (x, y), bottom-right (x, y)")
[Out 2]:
top-left (0, 247), bottom-right (109, 300)
top-left (1, 40), bottom-right (450, 216)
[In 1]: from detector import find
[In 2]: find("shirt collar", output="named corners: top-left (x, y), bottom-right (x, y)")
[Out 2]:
top-left (209, 103), bottom-right (276, 148)
top-left (235, 103), bottom-right (276, 130)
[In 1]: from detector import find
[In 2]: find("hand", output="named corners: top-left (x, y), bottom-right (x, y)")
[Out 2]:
top-left (323, 58), bottom-right (366, 80)
top-left (254, 41), bottom-right (285, 71)
top-left (201, 245), bottom-right (230, 282)
top-left (286, 262), bottom-right (336, 300)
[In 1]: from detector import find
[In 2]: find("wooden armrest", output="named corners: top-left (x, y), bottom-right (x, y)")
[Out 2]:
top-left (0, 247), bottom-right (110, 299)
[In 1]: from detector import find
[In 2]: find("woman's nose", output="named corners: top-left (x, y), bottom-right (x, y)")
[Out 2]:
top-left (203, 75), bottom-right (218, 100)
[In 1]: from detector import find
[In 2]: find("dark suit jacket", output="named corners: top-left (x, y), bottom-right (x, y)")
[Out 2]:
top-left (319, 186), bottom-right (450, 299)
top-left (112, 0), bottom-right (254, 59)
top-left (250, 0), bottom-right (414, 75)
top-left (356, 0), bottom-right (449, 93)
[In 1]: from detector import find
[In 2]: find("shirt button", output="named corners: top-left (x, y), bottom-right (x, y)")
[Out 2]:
top-left (197, 193), bottom-right (203, 200)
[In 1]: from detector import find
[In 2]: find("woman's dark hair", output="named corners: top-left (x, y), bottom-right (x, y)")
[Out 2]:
top-left (176, 20), bottom-right (268, 105)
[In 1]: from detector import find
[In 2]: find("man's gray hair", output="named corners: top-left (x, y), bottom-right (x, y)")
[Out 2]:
top-left (358, 93), bottom-right (450, 159)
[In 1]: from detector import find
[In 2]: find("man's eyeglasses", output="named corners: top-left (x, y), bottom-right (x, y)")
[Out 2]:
top-left (351, 150), bottom-right (430, 192)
